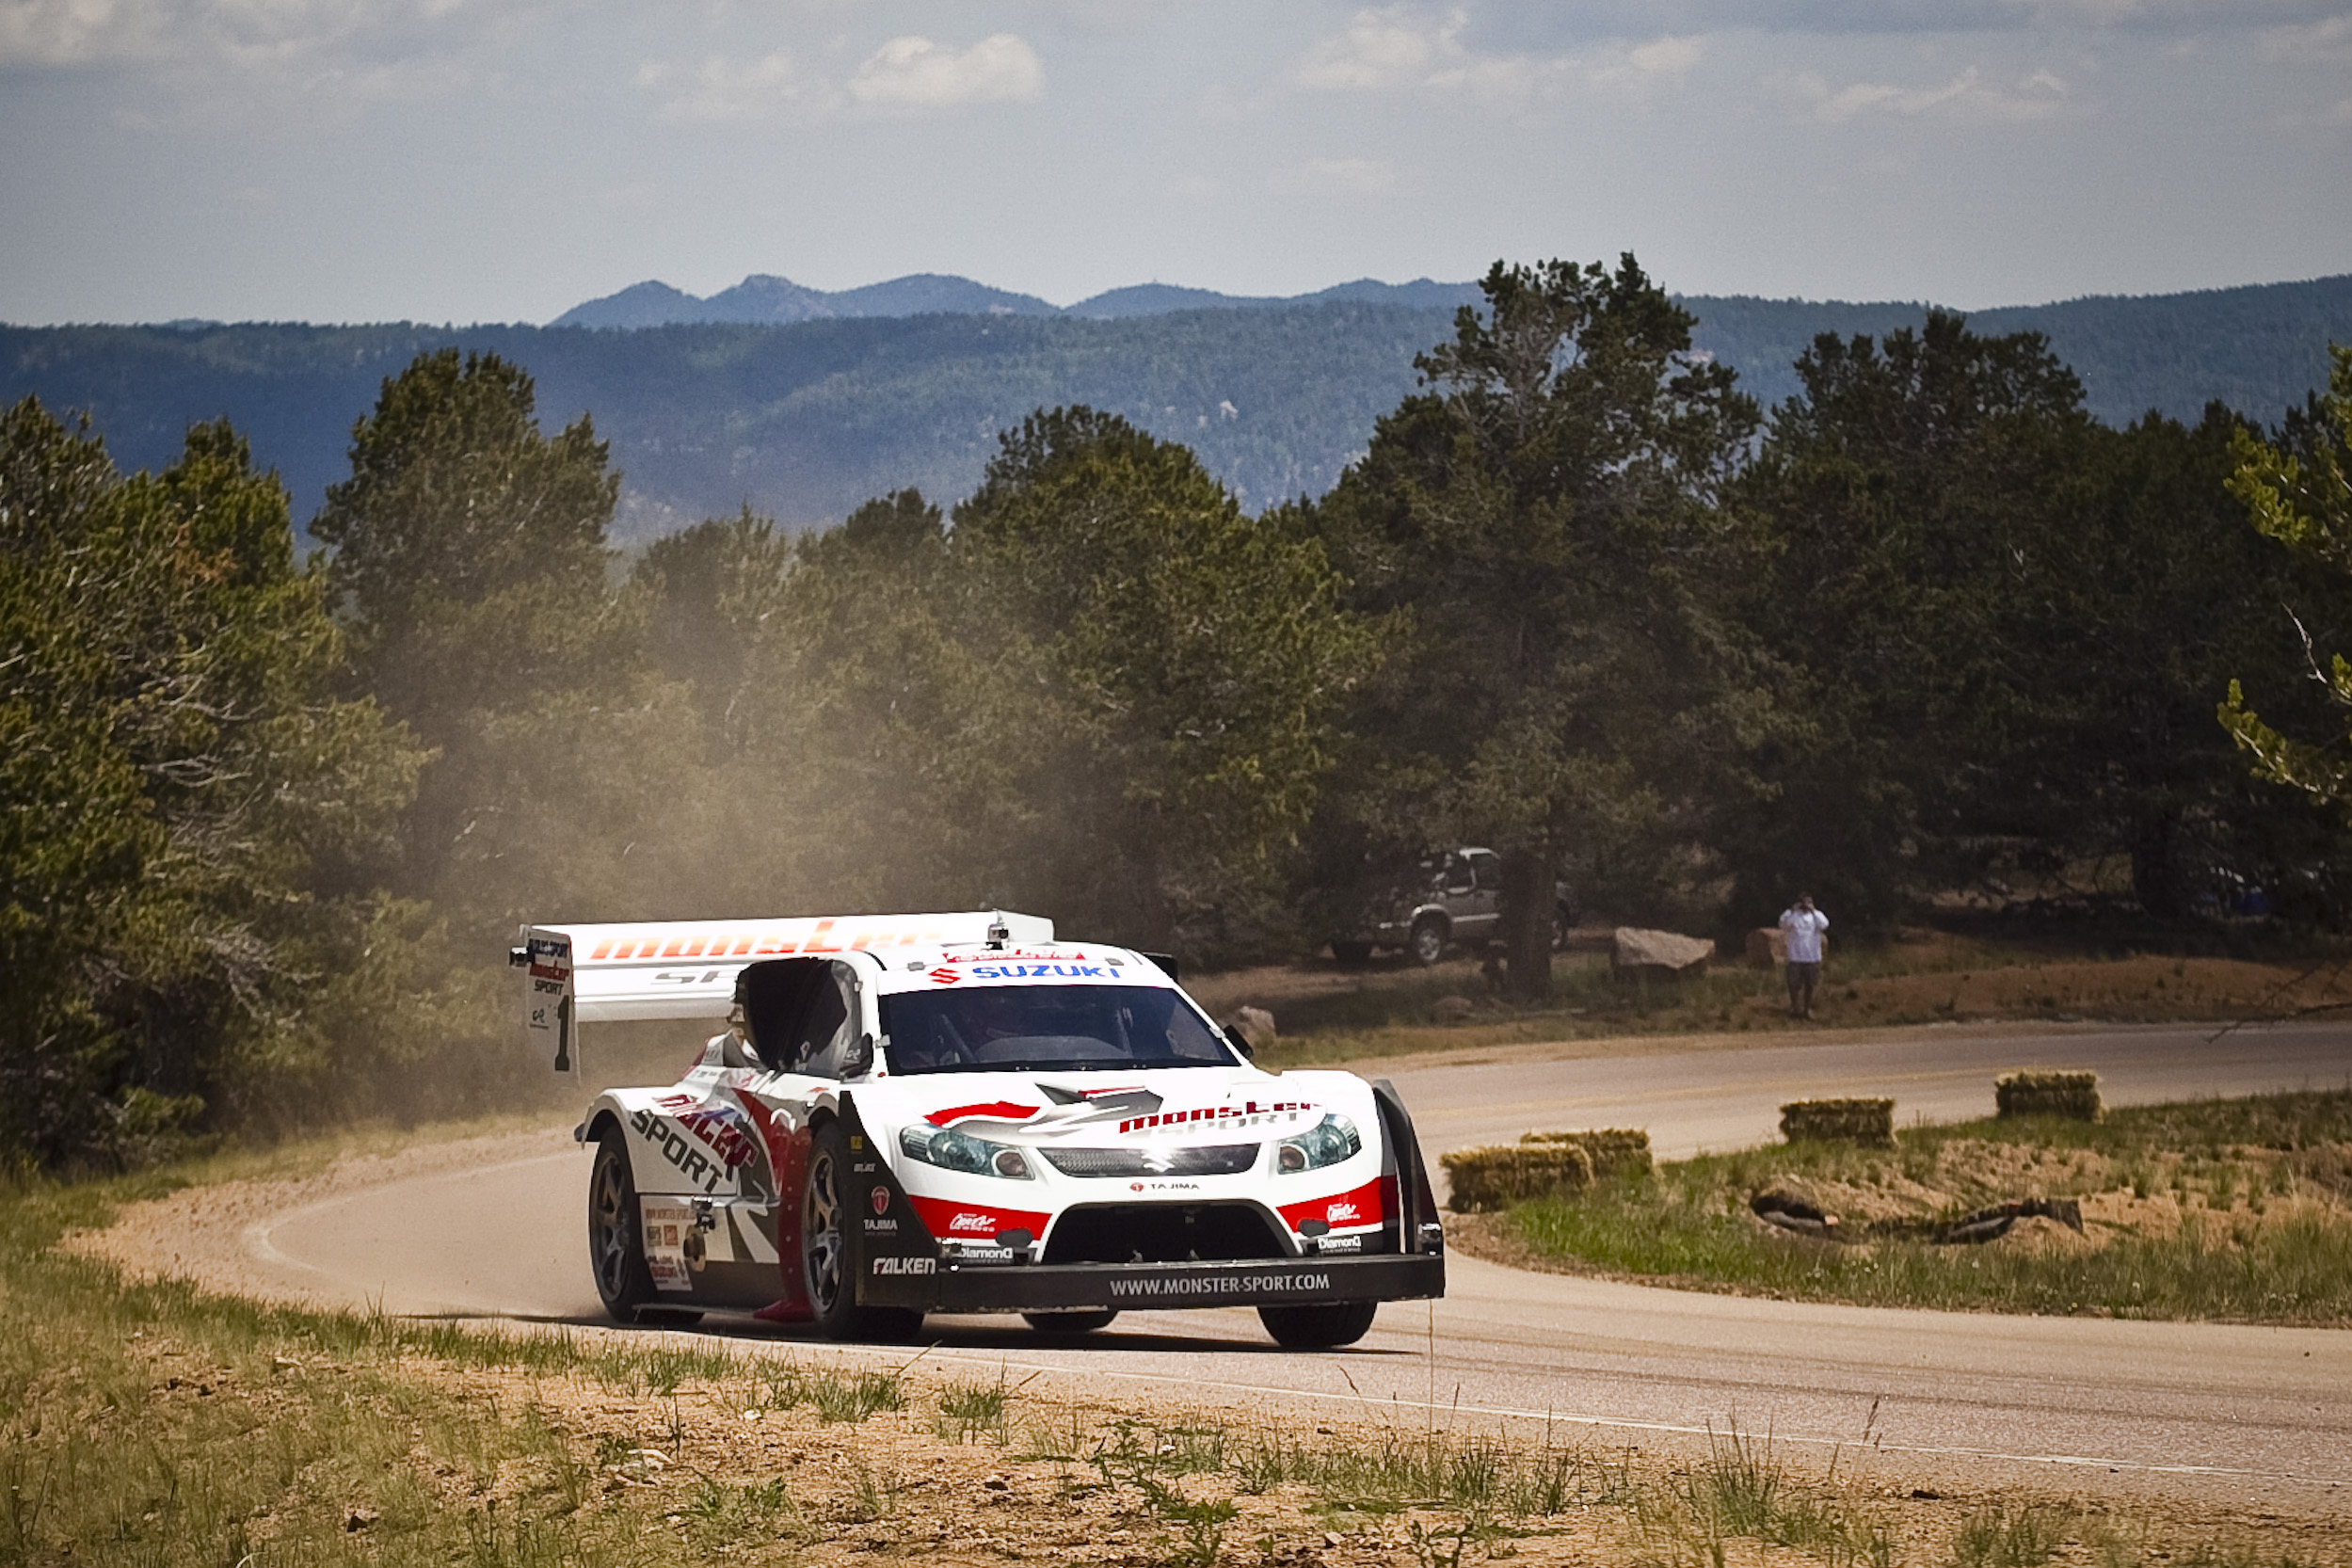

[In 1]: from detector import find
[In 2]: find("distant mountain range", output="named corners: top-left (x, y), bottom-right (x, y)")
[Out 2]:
top-left (7, 273), bottom-right (2346, 547)
top-left (551, 272), bottom-right (1486, 328)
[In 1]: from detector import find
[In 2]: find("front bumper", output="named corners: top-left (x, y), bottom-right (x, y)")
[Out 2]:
top-left (892, 1251), bottom-right (1444, 1313)
top-left (844, 1079), bottom-right (1448, 1317)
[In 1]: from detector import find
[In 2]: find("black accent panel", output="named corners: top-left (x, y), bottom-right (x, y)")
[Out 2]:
top-left (840, 1094), bottom-right (946, 1311)
top-left (1040, 1144), bottom-right (1259, 1177)
top-left (1043, 1202), bottom-right (1288, 1264)
top-left (1372, 1078), bottom-right (1445, 1259)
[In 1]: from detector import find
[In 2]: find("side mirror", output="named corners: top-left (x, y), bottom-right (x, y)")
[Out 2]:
top-left (843, 1032), bottom-right (875, 1078)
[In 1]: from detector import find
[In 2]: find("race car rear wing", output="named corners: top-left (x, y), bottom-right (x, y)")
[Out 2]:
top-left (513, 911), bottom-right (1055, 1076)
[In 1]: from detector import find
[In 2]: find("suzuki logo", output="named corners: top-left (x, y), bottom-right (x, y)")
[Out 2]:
top-left (928, 968), bottom-right (961, 984)
top-left (871, 1186), bottom-right (889, 1216)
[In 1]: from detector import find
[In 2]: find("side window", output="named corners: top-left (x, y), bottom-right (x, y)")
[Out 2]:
top-left (1469, 852), bottom-right (1502, 891)
top-left (1444, 855), bottom-right (1477, 895)
top-left (793, 964), bottom-right (859, 1080)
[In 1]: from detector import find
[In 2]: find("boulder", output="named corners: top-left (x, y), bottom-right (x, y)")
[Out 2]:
top-left (1222, 1005), bottom-right (1277, 1051)
top-left (1611, 927), bottom-right (1713, 973)
top-left (1429, 995), bottom-right (1476, 1026)
top-left (1744, 927), bottom-right (1786, 968)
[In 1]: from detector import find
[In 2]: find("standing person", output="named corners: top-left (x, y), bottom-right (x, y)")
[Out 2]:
top-left (1780, 894), bottom-right (1829, 1019)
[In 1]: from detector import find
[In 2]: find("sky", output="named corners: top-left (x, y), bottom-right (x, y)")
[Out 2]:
top-left (3, 0), bottom-right (2348, 326)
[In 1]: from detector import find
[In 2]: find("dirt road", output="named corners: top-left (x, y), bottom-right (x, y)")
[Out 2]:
top-left (92, 1019), bottom-right (2352, 1515)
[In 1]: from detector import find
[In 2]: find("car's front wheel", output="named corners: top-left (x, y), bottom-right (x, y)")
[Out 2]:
top-left (804, 1119), bottom-right (925, 1343)
top-left (1258, 1300), bottom-right (1379, 1348)
top-left (1408, 917), bottom-right (1448, 967)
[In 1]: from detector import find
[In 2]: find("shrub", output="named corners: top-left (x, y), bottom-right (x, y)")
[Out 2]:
top-left (1441, 1143), bottom-right (1594, 1211)
top-left (1519, 1128), bottom-right (1655, 1179)
top-left (1779, 1098), bottom-right (1895, 1147)
top-left (1996, 1070), bottom-right (2103, 1122)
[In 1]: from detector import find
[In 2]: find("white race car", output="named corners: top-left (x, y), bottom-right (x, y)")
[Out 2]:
top-left (515, 911), bottom-right (1445, 1347)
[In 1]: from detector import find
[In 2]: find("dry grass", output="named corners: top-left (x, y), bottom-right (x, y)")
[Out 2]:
top-left (1487, 1090), bottom-right (2352, 1324)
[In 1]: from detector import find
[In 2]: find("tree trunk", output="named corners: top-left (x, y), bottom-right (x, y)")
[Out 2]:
top-left (2130, 814), bottom-right (2186, 920)
top-left (1499, 843), bottom-right (1556, 1002)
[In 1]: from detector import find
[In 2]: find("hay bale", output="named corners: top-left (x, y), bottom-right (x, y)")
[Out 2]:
top-left (1779, 1097), bottom-right (1895, 1147)
top-left (1995, 1070), bottom-right (2102, 1122)
top-left (1519, 1128), bottom-right (1655, 1179)
top-left (1439, 1142), bottom-right (1594, 1212)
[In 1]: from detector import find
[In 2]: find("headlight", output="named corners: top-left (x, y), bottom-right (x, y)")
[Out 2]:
top-left (899, 1125), bottom-right (1035, 1180)
top-left (1275, 1114), bottom-right (1361, 1174)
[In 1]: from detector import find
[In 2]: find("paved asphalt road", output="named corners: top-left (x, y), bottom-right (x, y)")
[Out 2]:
top-left (252, 1021), bottom-right (2352, 1505)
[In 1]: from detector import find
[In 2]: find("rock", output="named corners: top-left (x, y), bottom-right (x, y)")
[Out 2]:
top-left (1744, 927), bottom-right (1786, 968)
top-left (1611, 927), bottom-right (1713, 973)
top-left (1222, 1004), bottom-right (1276, 1051)
top-left (1430, 995), bottom-right (1476, 1025)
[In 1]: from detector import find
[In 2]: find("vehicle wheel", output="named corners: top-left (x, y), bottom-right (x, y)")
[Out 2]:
top-left (1331, 939), bottom-right (1373, 967)
top-left (1408, 918), bottom-right (1448, 967)
top-left (804, 1118), bottom-right (925, 1343)
top-left (588, 1127), bottom-right (660, 1323)
top-left (1022, 1310), bottom-right (1118, 1335)
top-left (1257, 1301), bottom-right (1379, 1349)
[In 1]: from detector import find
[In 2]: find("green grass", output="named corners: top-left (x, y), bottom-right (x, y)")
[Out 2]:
top-left (1503, 1090), bottom-right (2352, 1322)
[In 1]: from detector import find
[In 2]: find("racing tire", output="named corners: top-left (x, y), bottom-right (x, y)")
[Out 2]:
top-left (1408, 917), bottom-right (1448, 967)
top-left (1257, 1300), bottom-right (1379, 1349)
top-left (1331, 940), bottom-right (1374, 967)
top-left (588, 1127), bottom-right (660, 1324)
top-left (804, 1118), bottom-right (925, 1344)
top-left (1022, 1310), bottom-right (1118, 1335)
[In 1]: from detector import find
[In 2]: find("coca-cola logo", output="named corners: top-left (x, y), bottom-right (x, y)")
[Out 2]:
top-left (947, 1212), bottom-right (994, 1233)
top-left (1326, 1202), bottom-right (1359, 1223)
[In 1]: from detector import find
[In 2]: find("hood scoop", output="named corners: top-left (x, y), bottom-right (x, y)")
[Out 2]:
top-left (1036, 1083), bottom-right (1163, 1122)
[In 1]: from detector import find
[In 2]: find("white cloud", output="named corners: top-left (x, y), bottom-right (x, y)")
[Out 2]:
top-left (636, 50), bottom-right (801, 122)
top-left (1793, 63), bottom-right (2071, 121)
top-left (0, 0), bottom-right (155, 65)
top-left (846, 32), bottom-right (1042, 108)
top-left (1291, 6), bottom-right (1703, 107)
top-left (2259, 12), bottom-right (2352, 57)
top-left (1293, 5), bottom-right (1452, 90)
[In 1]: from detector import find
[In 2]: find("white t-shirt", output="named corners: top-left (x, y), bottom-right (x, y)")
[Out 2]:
top-left (1780, 907), bottom-right (1828, 964)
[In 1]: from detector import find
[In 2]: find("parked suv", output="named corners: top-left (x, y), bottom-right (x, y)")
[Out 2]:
top-left (1330, 847), bottom-right (1575, 966)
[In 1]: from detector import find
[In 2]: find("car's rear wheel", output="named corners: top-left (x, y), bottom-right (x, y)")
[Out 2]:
top-left (1258, 1301), bottom-right (1379, 1348)
top-left (1023, 1310), bottom-right (1118, 1335)
top-left (1331, 939), bottom-right (1373, 966)
top-left (804, 1119), bottom-right (924, 1343)
top-left (1408, 917), bottom-right (1448, 967)
top-left (588, 1128), bottom-right (661, 1324)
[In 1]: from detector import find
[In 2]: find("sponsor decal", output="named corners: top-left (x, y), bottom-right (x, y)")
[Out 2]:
top-left (871, 1186), bottom-right (890, 1216)
top-left (640, 1198), bottom-right (696, 1291)
top-left (631, 1107), bottom-right (728, 1194)
top-left (676, 1100), bottom-right (760, 1171)
top-left (872, 1256), bottom-right (936, 1276)
top-left (924, 1101), bottom-right (1041, 1128)
top-left (1117, 1100), bottom-right (1316, 1136)
top-left (1129, 1180), bottom-right (1201, 1192)
top-left (863, 1218), bottom-right (900, 1233)
top-left (928, 967), bottom-right (961, 985)
top-left (1107, 1272), bottom-right (1334, 1300)
top-left (967, 963), bottom-right (1113, 980)
top-left (1277, 1177), bottom-right (1385, 1234)
top-left (906, 1194), bottom-right (1049, 1241)
top-left (935, 949), bottom-right (1080, 965)
top-left (1313, 1233), bottom-right (1366, 1254)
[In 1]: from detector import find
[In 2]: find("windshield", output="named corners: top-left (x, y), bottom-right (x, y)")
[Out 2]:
top-left (880, 984), bottom-right (1238, 1074)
